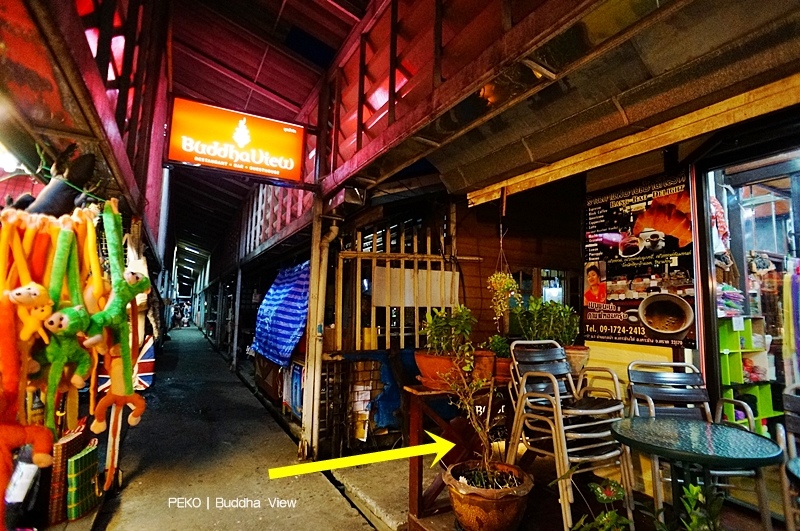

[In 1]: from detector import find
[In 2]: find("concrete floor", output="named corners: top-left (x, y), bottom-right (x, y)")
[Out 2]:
top-left (90, 327), bottom-right (374, 531)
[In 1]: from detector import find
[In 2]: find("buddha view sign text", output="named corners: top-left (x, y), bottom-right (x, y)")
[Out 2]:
top-left (168, 98), bottom-right (304, 182)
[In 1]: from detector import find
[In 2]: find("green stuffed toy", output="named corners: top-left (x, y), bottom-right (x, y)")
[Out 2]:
top-left (83, 199), bottom-right (150, 396)
top-left (42, 306), bottom-right (91, 435)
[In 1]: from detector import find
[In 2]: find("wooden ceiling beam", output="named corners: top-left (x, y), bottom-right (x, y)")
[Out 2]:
top-left (173, 40), bottom-right (302, 114)
top-left (323, 0), bottom-right (363, 22)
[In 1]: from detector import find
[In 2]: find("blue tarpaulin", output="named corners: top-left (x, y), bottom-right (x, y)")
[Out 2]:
top-left (253, 261), bottom-right (310, 367)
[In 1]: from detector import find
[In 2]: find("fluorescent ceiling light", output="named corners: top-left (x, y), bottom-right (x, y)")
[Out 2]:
top-left (183, 258), bottom-right (197, 264)
top-left (182, 246), bottom-right (203, 255)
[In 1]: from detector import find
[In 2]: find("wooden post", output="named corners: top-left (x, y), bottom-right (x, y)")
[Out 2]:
top-left (357, 34), bottom-right (367, 151)
top-left (388, 0), bottom-right (398, 124)
top-left (301, 195), bottom-right (324, 459)
top-left (408, 392), bottom-right (423, 518)
top-left (433, 0), bottom-right (442, 87)
top-left (94, 0), bottom-right (118, 87)
top-left (355, 232), bottom-right (363, 349)
top-left (115, 0), bottom-right (141, 130)
top-left (125, 0), bottom-right (154, 160)
top-left (399, 222), bottom-right (406, 348)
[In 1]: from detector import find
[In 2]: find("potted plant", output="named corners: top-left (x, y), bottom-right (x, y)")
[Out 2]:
top-left (487, 272), bottom-right (523, 334)
top-left (416, 305), bottom-right (494, 389)
top-left (440, 349), bottom-right (533, 531)
top-left (513, 298), bottom-right (589, 375)
top-left (485, 334), bottom-right (511, 384)
top-left (486, 272), bottom-right (522, 382)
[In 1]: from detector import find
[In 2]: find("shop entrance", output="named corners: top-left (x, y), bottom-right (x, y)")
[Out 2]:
top-left (709, 147), bottom-right (800, 406)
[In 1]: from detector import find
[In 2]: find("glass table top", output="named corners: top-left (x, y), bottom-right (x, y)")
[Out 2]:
top-left (611, 417), bottom-right (783, 468)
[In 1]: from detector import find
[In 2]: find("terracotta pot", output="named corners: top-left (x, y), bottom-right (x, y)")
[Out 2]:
top-left (443, 460), bottom-right (533, 531)
top-left (565, 345), bottom-right (590, 376)
top-left (473, 350), bottom-right (495, 382)
top-left (414, 350), bottom-right (459, 390)
top-left (494, 357), bottom-right (512, 385)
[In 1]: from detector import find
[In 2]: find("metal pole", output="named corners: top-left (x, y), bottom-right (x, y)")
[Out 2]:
top-left (231, 267), bottom-right (242, 371)
top-left (216, 281), bottom-right (224, 348)
top-left (157, 167), bottom-right (170, 264)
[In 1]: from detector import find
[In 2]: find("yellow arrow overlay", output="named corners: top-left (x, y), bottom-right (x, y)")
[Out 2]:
top-left (268, 431), bottom-right (455, 479)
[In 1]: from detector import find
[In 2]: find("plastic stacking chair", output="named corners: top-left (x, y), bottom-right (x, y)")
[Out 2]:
top-left (778, 384), bottom-right (800, 531)
top-left (627, 361), bottom-right (772, 529)
top-left (506, 340), bottom-right (634, 531)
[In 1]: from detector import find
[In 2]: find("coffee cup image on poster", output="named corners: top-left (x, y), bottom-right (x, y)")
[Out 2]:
top-left (583, 173), bottom-right (696, 347)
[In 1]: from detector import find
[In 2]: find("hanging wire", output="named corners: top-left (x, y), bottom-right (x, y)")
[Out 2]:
top-left (495, 222), bottom-right (511, 274)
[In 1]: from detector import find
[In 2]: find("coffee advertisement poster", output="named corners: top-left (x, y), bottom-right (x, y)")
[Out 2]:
top-left (583, 172), bottom-right (696, 347)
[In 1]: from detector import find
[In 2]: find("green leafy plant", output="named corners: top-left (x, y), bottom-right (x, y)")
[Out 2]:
top-left (485, 334), bottom-right (510, 358)
top-left (513, 298), bottom-right (580, 347)
top-left (679, 484), bottom-right (724, 531)
top-left (636, 484), bottom-right (724, 531)
top-left (487, 272), bottom-right (523, 333)
top-left (420, 304), bottom-right (476, 359)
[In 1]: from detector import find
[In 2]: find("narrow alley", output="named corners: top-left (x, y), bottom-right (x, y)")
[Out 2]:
top-left (93, 328), bottom-right (373, 531)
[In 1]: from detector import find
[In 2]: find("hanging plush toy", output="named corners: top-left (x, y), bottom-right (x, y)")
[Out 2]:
top-left (38, 217), bottom-right (93, 435)
top-left (0, 209), bottom-right (54, 526)
top-left (42, 306), bottom-right (91, 436)
top-left (82, 200), bottom-right (149, 492)
top-left (84, 200), bottom-right (150, 395)
top-left (85, 200), bottom-right (149, 432)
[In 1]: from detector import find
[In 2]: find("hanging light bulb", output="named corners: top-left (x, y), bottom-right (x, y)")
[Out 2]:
top-left (0, 142), bottom-right (22, 173)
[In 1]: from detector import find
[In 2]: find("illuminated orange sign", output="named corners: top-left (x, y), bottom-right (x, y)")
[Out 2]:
top-left (167, 98), bottom-right (305, 182)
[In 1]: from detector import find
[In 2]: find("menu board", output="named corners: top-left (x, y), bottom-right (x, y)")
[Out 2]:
top-left (583, 173), bottom-right (696, 347)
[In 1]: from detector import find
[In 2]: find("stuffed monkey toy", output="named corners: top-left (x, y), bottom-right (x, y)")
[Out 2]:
top-left (42, 306), bottom-right (91, 436)
top-left (37, 216), bottom-right (92, 435)
top-left (84, 200), bottom-right (150, 396)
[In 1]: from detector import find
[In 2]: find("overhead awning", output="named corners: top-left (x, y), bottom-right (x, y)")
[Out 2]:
top-left (467, 71), bottom-right (800, 206)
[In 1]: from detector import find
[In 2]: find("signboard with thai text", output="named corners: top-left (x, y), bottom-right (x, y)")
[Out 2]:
top-left (582, 172), bottom-right (696, 347)
top-left (167, 98), bottom-right (304, 182)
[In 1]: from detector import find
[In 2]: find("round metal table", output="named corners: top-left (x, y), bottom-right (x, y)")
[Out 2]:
top-left (611, 416), bottom-right (783, 527)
